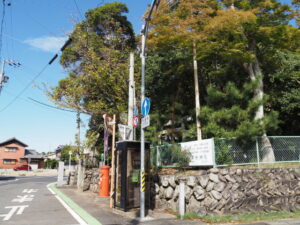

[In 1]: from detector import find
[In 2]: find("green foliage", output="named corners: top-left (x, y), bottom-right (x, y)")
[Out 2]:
top-left (214, 139), bottom-right (233, 165)
top-left (172, 145), bottom-right (191, 168)
top-left (49, 1), bottom-right (135, 120)
top-left (45, 159), bottom-right (58, 169)
top-left (157, 144), bottom-right (191, 168)
top-left (59, 145), bottom-right (76, 162)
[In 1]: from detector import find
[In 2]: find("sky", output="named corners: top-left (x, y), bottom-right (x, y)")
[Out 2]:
top-left (0, 0), bottom-right (152, 153)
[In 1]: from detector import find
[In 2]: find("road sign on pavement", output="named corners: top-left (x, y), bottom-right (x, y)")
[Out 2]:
top-left (141, 98), bottom-right (150, 116)
top-left (141, 115), bottom-right (150, 128)
top-left (133, 116), bottom-right (140, 127)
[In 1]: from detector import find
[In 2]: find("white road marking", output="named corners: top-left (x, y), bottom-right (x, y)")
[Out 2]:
top-left (47, 183), bottom-right (87, 225)
top-left (0, 205), bottom-right (28, 221)
top-left (12, 195), bottom-right (34, 203)
top-left (23, 189), bottom-right (38, 193)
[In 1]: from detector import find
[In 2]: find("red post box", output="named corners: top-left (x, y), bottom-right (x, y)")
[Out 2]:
top-left (99, 165), bottom-right (110, 197)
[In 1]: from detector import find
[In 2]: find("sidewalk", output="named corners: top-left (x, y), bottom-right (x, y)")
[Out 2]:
top-left (52, 185), bottom-right (300, 225)
top-left (54, 185), bottom-right (205, 225)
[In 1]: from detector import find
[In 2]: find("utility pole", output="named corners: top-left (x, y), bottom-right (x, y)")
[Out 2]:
top-left (140, 0), bottom-right (159, 219)
top-left (109, 114), bottom-right (116, 208)
top-left (0, 60), bottom-right (21, 95)
top-left (76, 110), bottom-right (84, 190)
top-left (128, 52), bottom-right (134, 140)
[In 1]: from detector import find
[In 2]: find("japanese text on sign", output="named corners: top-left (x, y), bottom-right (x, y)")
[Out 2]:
top-left (180, 139), bottom-right (214, 166)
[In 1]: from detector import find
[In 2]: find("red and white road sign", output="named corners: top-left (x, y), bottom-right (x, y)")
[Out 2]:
top-left (133, 116), bottom-right (140, 127)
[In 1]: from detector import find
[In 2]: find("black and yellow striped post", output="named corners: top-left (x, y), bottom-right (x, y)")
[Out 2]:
top-left (141, 172), bottom-right (146, 192)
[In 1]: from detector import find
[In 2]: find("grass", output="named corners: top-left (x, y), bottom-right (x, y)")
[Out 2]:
top-left (180, 210), bottom-right (300, 223)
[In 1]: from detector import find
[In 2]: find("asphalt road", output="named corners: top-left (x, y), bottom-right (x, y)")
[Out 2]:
top-left (0, 176), bottom-right (79, 225)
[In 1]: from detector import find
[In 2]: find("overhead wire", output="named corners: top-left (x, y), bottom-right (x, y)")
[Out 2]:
top-left (0, 0), bottom-right (7, 63)
top-left (2, 90), bottom-right (76, 118)
top-left (28, 97), bottom-right (80, 113)
top-left (9, 1), bottom-right (14, 58)
top-left (73, 0), bottom-right (84, 20)
top-left (0, 63), bottom-right (49, 113)
top-left (0, 38), bottom-right (73, 113)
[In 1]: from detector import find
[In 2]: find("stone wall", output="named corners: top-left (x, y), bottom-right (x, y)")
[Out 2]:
top-left (68, 168), bottom-right (99, 193)
top-left (152, 168), bottom-right (300, 216)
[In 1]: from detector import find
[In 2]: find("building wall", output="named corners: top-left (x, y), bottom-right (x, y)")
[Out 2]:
top-left (0, 143), bottom-right (27, 169)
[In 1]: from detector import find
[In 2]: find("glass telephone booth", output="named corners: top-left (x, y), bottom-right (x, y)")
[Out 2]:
top-left (114, 141), bottom-right (150, 211)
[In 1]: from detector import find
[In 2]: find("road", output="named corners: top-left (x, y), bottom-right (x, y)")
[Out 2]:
top-left (0, 176), bottom-right (79, 225)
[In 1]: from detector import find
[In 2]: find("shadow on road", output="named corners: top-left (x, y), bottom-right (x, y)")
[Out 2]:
top-left (0, 176), bottom-right (16, 181)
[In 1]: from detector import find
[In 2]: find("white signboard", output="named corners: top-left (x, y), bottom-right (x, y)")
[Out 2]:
top-left (141, 115), bottom-right (150, 128)
top-left (118, 124), bottom-right (132, 141)
top-left (180, 139), bottom-right (214, 166)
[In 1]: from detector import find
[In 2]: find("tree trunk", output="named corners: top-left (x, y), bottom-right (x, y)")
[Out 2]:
top-left (193, 41), bottom-right (202, 140)
top-left (243, 52), bottom-right (275, 163)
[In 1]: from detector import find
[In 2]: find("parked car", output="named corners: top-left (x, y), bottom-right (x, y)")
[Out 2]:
top-left (13, 165), bottom-right (32, 171)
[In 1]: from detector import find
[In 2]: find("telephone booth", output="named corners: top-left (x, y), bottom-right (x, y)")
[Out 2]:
top-left (114, 141), bottom-right (150, 211)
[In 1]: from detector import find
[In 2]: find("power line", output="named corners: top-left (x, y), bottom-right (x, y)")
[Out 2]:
top-left (0, 0), bottom-right (7, 63)
top-left (73, 0), bottom-right (84, 20)
top-left (28, 97), bottom-right (79, 113)
top-left (0, 63), bottom-right (48, 113)
top-left (0, 38), bottom-right (73, 113)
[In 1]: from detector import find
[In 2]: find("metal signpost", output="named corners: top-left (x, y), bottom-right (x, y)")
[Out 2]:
top-left (140, 0), bottom-right (159, 220)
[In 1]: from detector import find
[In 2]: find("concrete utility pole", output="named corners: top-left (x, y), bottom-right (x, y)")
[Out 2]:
top-left (109, 114), bottom-right (116, 208)
top-left (0, 60), bottom-right (21, 95)
top-left (127, 52), bottom-right (135, 140)
top-left (140, 0), bottom-right (159, 219)
top-left (76, 110), bottom-right (84, 191)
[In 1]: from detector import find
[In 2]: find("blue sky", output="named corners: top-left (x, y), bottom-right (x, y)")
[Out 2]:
top-left (0, 0), bottom-right (152, 153)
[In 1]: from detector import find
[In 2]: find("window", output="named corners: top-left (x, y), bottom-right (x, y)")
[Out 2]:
top-left (5, 147), bottom-right (17, 152)
top-left (3, 159), bottom-right (17, 165)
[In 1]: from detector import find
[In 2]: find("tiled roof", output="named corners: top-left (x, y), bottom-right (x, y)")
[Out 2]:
top-left (24, 149), bottom-right (44, 159)
top-left (0, 137), bottom-right (28, 147)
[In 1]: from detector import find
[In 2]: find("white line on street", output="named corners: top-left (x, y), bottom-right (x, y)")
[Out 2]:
top-left (47, 183), bottom-right (87, 225)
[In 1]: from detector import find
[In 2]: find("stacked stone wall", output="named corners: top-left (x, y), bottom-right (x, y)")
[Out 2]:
top-left (68, 167), bottom-right (99, 193)
top-left (152, 168), bottom-right (300, 216)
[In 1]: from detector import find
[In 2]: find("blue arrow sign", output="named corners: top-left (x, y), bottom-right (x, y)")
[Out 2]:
top-left (141, 98), bottom-right (150, 116)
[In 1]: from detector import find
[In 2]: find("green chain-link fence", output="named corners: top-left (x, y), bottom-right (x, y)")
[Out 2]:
top-left (151, 136), bottom-right (300, 168)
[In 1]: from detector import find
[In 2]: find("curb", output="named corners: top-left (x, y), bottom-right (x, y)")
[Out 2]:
top-left (47, 183), bottom-right (102, 225)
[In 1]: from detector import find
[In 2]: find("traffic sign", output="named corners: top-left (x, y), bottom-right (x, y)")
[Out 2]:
top-left (134, 107), bottom-right (139, 116)
top-left (141, 115), bottom-right (150, 128)
top-left (141, 98), bottom-right (150, 116)
top-left (133, 116), bottom-right (140, 127)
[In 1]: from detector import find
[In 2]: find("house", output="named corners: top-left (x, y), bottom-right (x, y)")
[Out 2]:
top-left (23, 149), bottom-right (44, 170)
top-left (0, 137), bottom-right (44, 169)
top-left (44, 152), bottom-right (57, 160)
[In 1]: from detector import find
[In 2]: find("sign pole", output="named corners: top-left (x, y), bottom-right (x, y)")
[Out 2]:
top-left (139, 0), bottom-right (159, 219)
top-left (140, 26), bottom-right (146, 220)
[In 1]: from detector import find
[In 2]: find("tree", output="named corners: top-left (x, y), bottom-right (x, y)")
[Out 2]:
top-left (199, 0), bottom-right (299, 161)
top-left (49, 2), bottom-right (135, 116)
top-left (48, 2), bottom-right (136, 150)
top-left (59, 145), bottom-right (76, 162)
top-left (148, 0), bottom-right (218, 140)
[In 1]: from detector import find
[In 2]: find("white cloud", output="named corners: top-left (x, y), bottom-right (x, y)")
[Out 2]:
top-left (24, 36), bottom-right (68, 53)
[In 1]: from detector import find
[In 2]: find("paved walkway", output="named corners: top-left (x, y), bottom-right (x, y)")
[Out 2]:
top-left (52, 185), bottom-right (300, 225)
